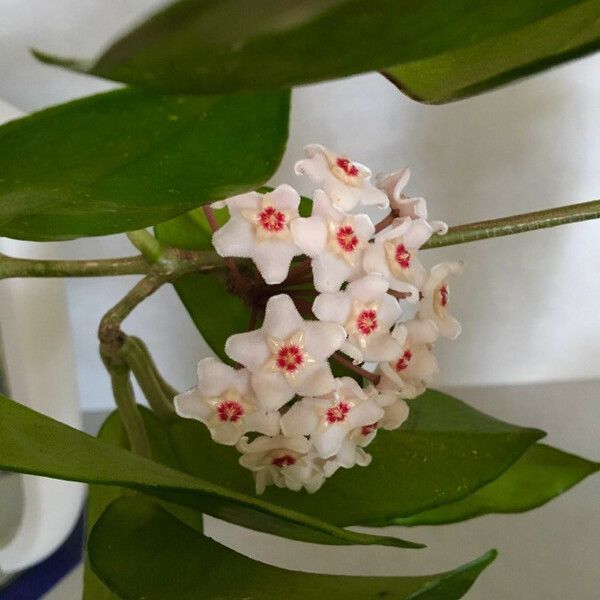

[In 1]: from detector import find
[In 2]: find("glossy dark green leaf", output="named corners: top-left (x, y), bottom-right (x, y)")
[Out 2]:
top-left (0, 394), bottom-right (421, 549)
top-left (89, 495), bottom-right (497, 600)
top-left (383, 0), bottom-right (600, 103)
top-left (390, 443), bottom-right (600, 526)
top-left (163, 389), bottom-right (545, 525)
top-left (0, 88), bottom-right (289, 240)
top-left (33, 0), bottom-right (596, 96)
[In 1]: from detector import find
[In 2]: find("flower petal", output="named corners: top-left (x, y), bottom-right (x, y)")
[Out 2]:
top-left (261, 294), bottom-right (305, 339)
top-left (250, 371), bottom-right (295, 411)
top-left (377, 293), bottom-right (403, 329)
top-left (294, 361), bottom-right (336, 397)
top-left (290, 215), bottom-right (327, 257)
top-left (225, 330), bottom-right (270, 371)
top-left (347, 274), bottom-right (389, 303)
top-left (267, 184), bottom-right (301, 212)
top-left (244, 410), bottom-right (281, 437)
top-left (196, 357), bottom-right (242, 397)
top-left (303, 321), bottom-right (347, 360)
top-left (173, 389), bottom-right (211, 421)
top-left (312, 252), bottom-right (353, 293)
top-left (280, 400), bottom-right (320, 437)
top-left (362, 332), bottom-right (401, 362)
top-left (252, 240), bottom-right (299, 284)
top-left (212, 216), bottom-right (256, 258)
top-left (311, 292), bottom-right (350, 325)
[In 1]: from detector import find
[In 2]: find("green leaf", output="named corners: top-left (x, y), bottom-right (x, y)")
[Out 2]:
top-left (389, 443), bottom-right (600, 526)
top-left (34, 0), bottom-right (598, 97)
top-left (383, 0), bottom-right (600, 103)
top-left (164, 389), bottom-right (545, 525)
top-left (0, 393), bottom-right (421, 549)
top-left (0, 88), bottom-right (289, 240)
top-left (89, 495), bottom-right (497, 600)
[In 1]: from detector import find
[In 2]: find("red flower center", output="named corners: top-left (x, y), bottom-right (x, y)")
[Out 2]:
top-left (440, 285), bottom-right (449, 307)
top-left (216, 400), bottom-right (244, 423)
top-left (395, 349), bottom-right (413, 372)
top-left (326, 401), bottom-right (351, 424)
top-left (395, 244), bottom-right (411, 269)
top-left (360, 422), bottom-right (379, 436)
top-left (271, 453), bottom-right (297, 467)
top-left (276, 345), bottom-right (304, 373)
top-left (257, 205), bottom-right (286, 232)
top-left (356, 309), bottom-right (378, 335)
top-left (336, 157), bottom-right (359, 177)
top-left (336, 225), bottom-right (359, 252)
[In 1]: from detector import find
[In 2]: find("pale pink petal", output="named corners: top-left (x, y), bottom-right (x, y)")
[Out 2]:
top-left (347, 274), bottom-right (389, 303)
top-left (261, 294), bottom-right (305, 339)
top-left (376, 168), bottom-right (410, 201)
top-left (280, 401), bottom-right (319, 437)
top-left (405, 319), bottom-right (439, 344)
top-left (211, 422), bottom-right (243, 445)
top-left (403, 219), bottom-right (434, 249)
top-left (302, 321), bottom-right (347, 360)
top-left (313, 423), bottom-right (347, 458)
top-left (337, 377), bottom-right (368, 401)
top-left (364, 333), bottom-right (401, 362)
top-left (290, 215), bottom-right (327, 256)
top-left (244, 410), bottom-right (281, 437)
top-left (195, 357), bottom-right (241, 397)
top-left (377, 294), bottom-right (403, 329)
top-left (381, 400), bottom-right (410, 430)
top-left (267, 184), bottom-right (301, 212)
top-left (225, 330), bottom-right (270, 371)
top-left (173, 389), bottom-right (211, 421)
top-left (311, 188), bottom-right (345, 222)
top-left (252, 240), bottom-right (299, 284)
top-left (312, 252), bottom-right (353, 293)
top-left (294, 362), bottom-right (336, 397)
top-left (223, 191), bottom-right (261, 214)
top-left (363, 243), bottom-right (392, 279)
top-left (250, 371), bottom-right (294, 410)
top-left (311, 292), bottom-right (351, 325)
top-left (352, 214), bottom-right (376, 240)
top-left (212, 216), bottom-right (256, 258)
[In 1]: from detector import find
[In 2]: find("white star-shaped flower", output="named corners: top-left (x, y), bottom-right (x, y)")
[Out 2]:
top-left (291, 189), bottom-right (375, 292)
top-left (418, 262), bottom-right (464, 339)
top-left (280, 377), bottom-right (384, 460)
top-left (174, 358), bottom-right (280, 445)
top-left (312, 274), bottom-right (402, 364)
top-left (378, 318), bottom-right (439, 399)
top-left (237, 435), bottom-right (326, 494)
top-left (363, 217), bottom-right (433, 301)
top-left (375, 168), bottom-right (448, 235)
top-left (225, 294), bottom-right (346, 411)
top-left (294, 144), bottom-right (388, 212)
top-left (212, 184), bottom-right (302, 284)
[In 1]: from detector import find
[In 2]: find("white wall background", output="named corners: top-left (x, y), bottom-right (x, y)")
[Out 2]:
top-left (1, 3), bottom-right (599, 599)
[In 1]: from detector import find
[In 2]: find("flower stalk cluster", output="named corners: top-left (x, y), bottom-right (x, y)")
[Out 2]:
top-left (175, 144), bottom-right (464, 494)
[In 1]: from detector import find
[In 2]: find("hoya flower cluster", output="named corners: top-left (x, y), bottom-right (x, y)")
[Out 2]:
top-left (175, 144), bottom-right (463, 494)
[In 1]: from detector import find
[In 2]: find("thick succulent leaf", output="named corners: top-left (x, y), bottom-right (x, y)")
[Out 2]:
top-left (89, 495), bottom-right (497, 600)
top-left (34, 0), bottom-right (596, 96)
top-left (164, 389), bottom-right (545, 524)
top-left (383, 0), bottom-right (600, 103)
top-left (0, 88), bottom-right (289, 240)
top-left (390, 443), bottom-right (600, 526)
top-left (0, 394), bottom-right (421, 549)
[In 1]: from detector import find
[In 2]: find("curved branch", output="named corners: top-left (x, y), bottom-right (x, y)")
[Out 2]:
top-left (423, 199), bottom-right (600, 249)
